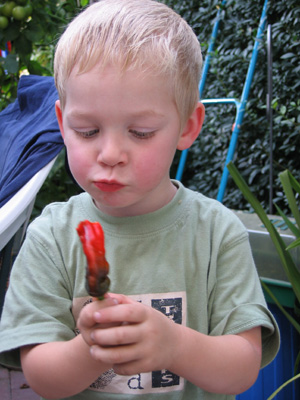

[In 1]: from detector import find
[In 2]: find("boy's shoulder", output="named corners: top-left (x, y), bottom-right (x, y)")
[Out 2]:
top-left (181, 182), bottom-right (244, 223)
top-left (28, 192), bottom-right (91, 235)
top-left (40, 191), bottom-right (89, 215)
top-left (179, 182), bottom-right (248, 243)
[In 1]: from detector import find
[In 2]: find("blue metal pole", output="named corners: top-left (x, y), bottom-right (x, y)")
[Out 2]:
top-left (175, 0), bottom-right (227, 181)
top-left (199, 0), bottom-right (227, 99)
top-left (217, 0), bottom-right (269, 202)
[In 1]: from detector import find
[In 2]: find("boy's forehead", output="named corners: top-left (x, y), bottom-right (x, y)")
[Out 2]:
top-left (63, 63), bottom-right (177, 115)
top-left (69, 62), bottom-right (174, 93)
top-left (71, 56), bottom-right (172, 81)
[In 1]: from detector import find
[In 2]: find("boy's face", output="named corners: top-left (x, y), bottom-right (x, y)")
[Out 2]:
top-left (56, 65), bottom-right (202, 217)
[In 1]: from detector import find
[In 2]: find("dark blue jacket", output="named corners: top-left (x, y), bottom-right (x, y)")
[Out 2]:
top-left (0, 75), bottom-right (64, 207)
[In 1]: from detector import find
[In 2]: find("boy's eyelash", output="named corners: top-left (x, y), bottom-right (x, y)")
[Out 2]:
top-left (75, 129), bottom-right (99, 138)
top-left (74, 129), bottom-right (154, 140)
top-left (130, 130), bottom-right (155, 139)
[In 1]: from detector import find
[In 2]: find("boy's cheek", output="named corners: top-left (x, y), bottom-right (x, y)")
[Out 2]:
top-left (67, 153), bottom-right (91, 184)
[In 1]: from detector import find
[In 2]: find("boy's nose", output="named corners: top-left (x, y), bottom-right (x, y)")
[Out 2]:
top-left (96, 133), bottom-right (127, 167)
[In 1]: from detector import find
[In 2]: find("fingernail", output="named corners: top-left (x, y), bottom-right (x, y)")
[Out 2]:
top-left (94, 311), bottom-right (102, 322)
top-left (90, 345), bottom-right (96, 356)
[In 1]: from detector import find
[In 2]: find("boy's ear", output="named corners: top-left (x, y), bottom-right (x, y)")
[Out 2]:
top-left (177, 102), bottom-right (205, 150)
top-left (55, 100), bottom-right (65, 139)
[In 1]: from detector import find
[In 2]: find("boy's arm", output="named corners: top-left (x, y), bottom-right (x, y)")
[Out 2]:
top-left (20, 297), bottom-right (118, 399)
top-left (21, 336), bottom-right (111, 399)
top-left (87, 294), bottom-right (262, 395)
top-left (169, 324), bottom-right (262, 394)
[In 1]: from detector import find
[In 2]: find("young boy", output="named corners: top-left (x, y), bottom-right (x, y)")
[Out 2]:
top-left (0, 1), bottom-right (279, 399)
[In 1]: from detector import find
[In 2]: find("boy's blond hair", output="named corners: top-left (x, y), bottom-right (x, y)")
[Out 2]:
top-left (54, 0), bottom-right (202, 127)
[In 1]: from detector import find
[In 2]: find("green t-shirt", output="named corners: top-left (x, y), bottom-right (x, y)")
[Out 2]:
top-left (0, 181), bottom-right (279, 400)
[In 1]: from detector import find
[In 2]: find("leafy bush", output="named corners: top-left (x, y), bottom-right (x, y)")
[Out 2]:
top-left (166, 0), bottom-right (300, 214)
top-left (0, 0), bottom-right (87, 110)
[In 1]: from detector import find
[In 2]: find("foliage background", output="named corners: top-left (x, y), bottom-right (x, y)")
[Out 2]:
top-left (0, 0), bottom-right (87, 109)
top-left (165, 0), bottom-right (300, 214)
top-left (0, 0), bottom-right (299, 215)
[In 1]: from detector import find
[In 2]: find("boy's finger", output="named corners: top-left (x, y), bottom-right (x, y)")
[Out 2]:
top-left (90, 342), bottom-right (140, 366)
top-left (106, 293), bottom-right (135, 305)
top-left (91, 322), bottom-right (141, 346)
top-left (78, 297), bottom-right (119, 328)
top-left (91, 302), bottom-right (147, 325)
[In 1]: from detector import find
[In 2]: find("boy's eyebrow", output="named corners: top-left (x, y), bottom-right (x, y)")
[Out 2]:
top-left (128, 110), bottom-right (165, 119)
top-left (67, 109), bottom-right (165, 120)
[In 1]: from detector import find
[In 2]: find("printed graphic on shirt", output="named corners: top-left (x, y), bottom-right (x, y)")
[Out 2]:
top-left (72, 291), bottom-right (186, 395)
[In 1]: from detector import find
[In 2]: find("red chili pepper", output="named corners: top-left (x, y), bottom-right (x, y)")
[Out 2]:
top-left (76, 220), bottom-right (110, 299)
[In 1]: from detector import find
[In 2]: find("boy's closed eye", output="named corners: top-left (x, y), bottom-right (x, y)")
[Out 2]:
top-left (74, 128), bottom-right (156, 140)
top-left (75, 129), bottom-right (99, 138)
top-left (129, 129), bottom-right (155, 139)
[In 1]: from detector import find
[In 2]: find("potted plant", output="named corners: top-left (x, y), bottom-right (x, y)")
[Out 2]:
top-left (227, 162), bottom-right (300, 399)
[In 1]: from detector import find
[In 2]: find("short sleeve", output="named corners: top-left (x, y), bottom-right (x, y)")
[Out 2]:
top-left (0, 227), bottom-right (76, 368)
top-left (207, 217), bottom-right (280, 368)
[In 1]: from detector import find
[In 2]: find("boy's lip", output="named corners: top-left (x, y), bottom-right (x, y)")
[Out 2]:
top-left (94, 180), bottom-right (125, 192)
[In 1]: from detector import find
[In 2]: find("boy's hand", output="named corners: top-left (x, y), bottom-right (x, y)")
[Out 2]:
top-left (85, 294), bottom-right (181, 376)
top-left (77, 295), bottom-right (120, 347)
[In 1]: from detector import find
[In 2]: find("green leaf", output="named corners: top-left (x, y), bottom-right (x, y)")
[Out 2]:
top-left (279, 170), bottom-right (300, 229)
top-left (295, 350), bottom-right (300, 376)
top-left (1, 21), bottom-right (21, 42)
top-left (266, 372), bottom-right (300, 400)
top-left (24, 22), bottom-right (45, 42)
top-left (1, 54), bottom-right (19, 74)
top-left (280, 105), bottom-right (287, 115)
top-left (14, 35), bottom-right (33, 58)
top-left (261, 280), bottom-right (300, 334)
top-left (27, 60), bottom-right (52, 76)
top-left (80, 0), bottom-right (89, 6)
top-left (280, 52), bottom-right (296, 59)
top-left (274, 204), bottom-right (300, 239)
top-left (287, 170), bottom-right (300, 196)
top-left (287, 237), bottom-right (300, 251)
top-left (227, 162), bottom-right (300, 303)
